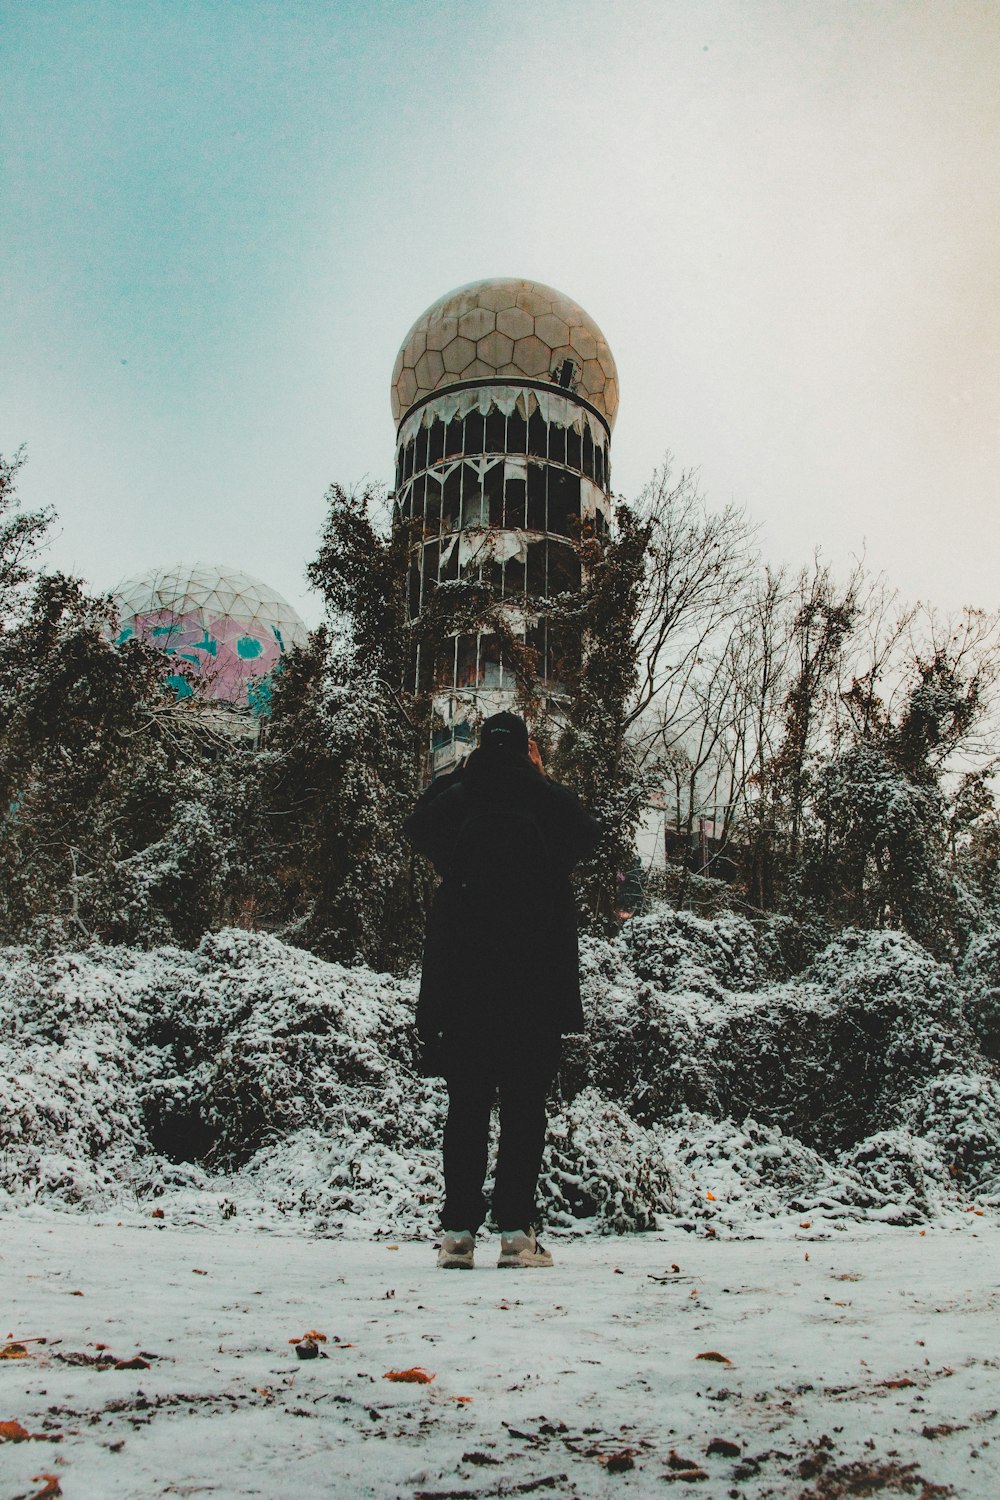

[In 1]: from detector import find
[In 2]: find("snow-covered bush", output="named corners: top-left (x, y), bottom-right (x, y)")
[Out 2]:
top-left (2, 905), bottom-right (999, 1233)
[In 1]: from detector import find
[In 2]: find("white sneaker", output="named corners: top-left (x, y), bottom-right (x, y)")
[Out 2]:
top-left (437, 1230), bottom-right (475, 1269)
top-left (497, 1229), bottom-right (553, 1268)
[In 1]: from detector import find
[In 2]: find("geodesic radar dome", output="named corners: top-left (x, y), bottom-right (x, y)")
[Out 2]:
top-left (391, 278), bottom-right (619, 430)
top-left (113, 564), bottom-right (308, 711)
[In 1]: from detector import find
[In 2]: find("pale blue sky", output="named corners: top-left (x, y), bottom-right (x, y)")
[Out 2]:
top-left (3, 0), bottom-right (998, 625)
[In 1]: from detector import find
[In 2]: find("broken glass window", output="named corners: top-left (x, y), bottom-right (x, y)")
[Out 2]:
top-left (428, 419), bottom-right (445, 465)
top-left (504, 553), bottom-right (525, 598)
top-left (526, 538), bottom-right (546, 599)
top-left (548, 423), bottom-right (567, 466)
top-left (582, 426), bottom-right (595, 480)
top-left (504, 476), bottom-right (526, 529)
top-left (456, 633), bottom-right (478, 688)
top-left (547, 468), bottom-right (579, 536)
top-left (527, 409), bottom-right (547, 458)
top-left (507, 409), bottom-right (527, 454)
top-left (548, 539), bottom-right (581, 595)
top-left (445, 417), bottom-right (464, 458)
top-left (407, 561), bottom-right (420, 619)
top-left (483, 553), bottom-right (503, 596)
top-left (424, 475), bottom-right (442, 533)
top-left (442, 466), bottom-right (461, 532)
top-left (440, 533), bottom-right (460, 582)
top-left (566, 426), bottom-right (582, 471)
top-left (409, 474), bottom-right (425, 525)
top-left (435, 637), bottom-right (458, 690)
top-left (479, 632), bottom-right (501, 687)
top-left (460, 463), bottom-right (487, 528)
top-left (594, 442), bottom-right (604, 491)
top-left (485, 407), bottom-right (506, 452)
top-left (415, 425), bottom-right (428, 474)
top-left (464, 410), bottom-right (485, 455)
top-left (527, 463), bottom-right (546, 530)
top-left (421, 538), bottom-right (440, 597)
top-left (485, 460), bottom-right (504, 527)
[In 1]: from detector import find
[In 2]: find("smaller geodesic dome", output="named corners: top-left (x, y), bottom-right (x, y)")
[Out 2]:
top-left (113, 564), bottom-right (309, 713)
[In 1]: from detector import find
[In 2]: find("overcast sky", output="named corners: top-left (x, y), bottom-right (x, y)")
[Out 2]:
top-left (2, 0), bottom-right (997, 627)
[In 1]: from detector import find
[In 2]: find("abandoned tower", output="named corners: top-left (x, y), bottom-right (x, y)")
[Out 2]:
top-left (390, 277), bottom-right (619, 776)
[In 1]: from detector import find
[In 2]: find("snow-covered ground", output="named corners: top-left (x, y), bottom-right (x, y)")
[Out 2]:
top-left (2, 1208), bottom-right (998, 1499)
top-left (5, 909), bottom-right (1000, 1494)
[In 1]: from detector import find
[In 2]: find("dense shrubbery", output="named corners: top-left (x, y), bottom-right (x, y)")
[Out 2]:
top-left (2, 914), bottom-right (999, 1232)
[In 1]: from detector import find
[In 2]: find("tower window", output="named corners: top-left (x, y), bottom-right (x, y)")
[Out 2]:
top-left (527, 409), bottom-right (547, 458)
top-left (548, 468), bottom-right (579, 536)
top-left (445, 417), bottom-right (464, 458)
top-left (485, 407), bottom-right (506, 453)
top-left (460, 464), bottom-right (487, 528)
top-left (548, 424), bottom-right (567, 466)
top-left (415, 425), bottom-right (428, 472)
top-left (527, 463), bottom-right (546, 531)
top-left (464, 410), bottom-right (485, 456)
top-left (507, 409), bottom-right (527, 454)
top-left (548, 539), bottom-right (581, 595)
top-left (566, 426), bottom-right (582, 471)
top-left (504, 475), bottom-right (526, 529)
top-left (421, 538), bottom-right (440, 599)
top-left (582, 426), bottom-right (595, 480)
top-left (479, 632), bottom-right (501, 687)
top-left (425, 475), bottom-right (442, 532)
top-left (485, 460), bottom-right (504, 527)
top-left (442, 467), bottom-right (461, 532)
top-left (428, 419), bottom-right (445, 465)
top-left (526, 538), bottom-right (546, 598)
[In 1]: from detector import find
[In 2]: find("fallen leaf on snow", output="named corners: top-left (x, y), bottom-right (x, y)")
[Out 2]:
top-left (384, 1367), bottom-right (435, 1383)
top-left (150, 1208), bottom-right (164, 1219)
top-left (29, 1475), bottom-right (62, 1499)
top-left (706, 1191), bottom-right (716, 1201)
top-left (453, 1396), bottom-right (473, 1404)
top-left (706, 1438), bottom-right (741, 1457)
top-left (880, 1378), bottom-right (916, 1389)
top-left (0, 1419), bottom-right (32, 1442)
top-left (695, 1351), bottom-right (732, 1364)
top-left (601, 1449), bottom-right (635, 1471)
top-left (0, 1343), bottom-right (29, 1360)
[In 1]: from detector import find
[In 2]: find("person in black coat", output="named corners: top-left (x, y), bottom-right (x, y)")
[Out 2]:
top-left (403, 711), bottom-right (599, 1268)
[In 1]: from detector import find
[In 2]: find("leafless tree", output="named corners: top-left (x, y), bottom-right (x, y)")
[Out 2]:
top-left (626, 458), bottom-right (758, 743)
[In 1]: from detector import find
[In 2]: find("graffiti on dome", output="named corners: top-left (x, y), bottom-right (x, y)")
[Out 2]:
top-left (125, 609), bottom-right (284, 708)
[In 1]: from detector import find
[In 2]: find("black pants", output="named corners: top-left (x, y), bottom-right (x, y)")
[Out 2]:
top-left (441, 1033), bottom-right (562, 1234)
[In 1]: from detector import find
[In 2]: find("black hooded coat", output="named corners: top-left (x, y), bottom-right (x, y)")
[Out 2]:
top-left (403, 749), bottom-right (600, 1046)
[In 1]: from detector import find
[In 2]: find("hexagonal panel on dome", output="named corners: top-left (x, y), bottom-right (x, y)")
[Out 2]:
top-left (512, 334), bottom-right (551, 377)
top-left (534, 312), bottom-right (570, 348)
top-left (496, 306), bottom-right (533, 341)
top-left (458, 306), bottom-right (495, 341)
top-left (391, 278), bottom-right (619, 429)
top-left (478, 330), bottom-right (514, 366)
top-left (442, 335), bottom-right (476, 374)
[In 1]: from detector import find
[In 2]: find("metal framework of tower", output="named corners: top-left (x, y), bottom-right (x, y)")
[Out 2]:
top-left (390, 279), bottom-right (618, 777)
